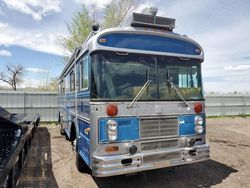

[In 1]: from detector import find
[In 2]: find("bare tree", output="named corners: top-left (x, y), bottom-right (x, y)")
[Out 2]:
top-left (0, 64), bottom-right (24, 90)
top-left (37, 77), bottom-right (58, 91)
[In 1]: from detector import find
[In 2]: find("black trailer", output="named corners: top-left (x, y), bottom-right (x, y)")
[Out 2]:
top-left (0, 107), bottom-right (40, 188)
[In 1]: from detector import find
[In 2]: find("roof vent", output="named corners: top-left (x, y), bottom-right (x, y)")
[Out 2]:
top-left (141, 7), bottom-right (158, 16)
top-left (131, 7), bottom-right (175, 31)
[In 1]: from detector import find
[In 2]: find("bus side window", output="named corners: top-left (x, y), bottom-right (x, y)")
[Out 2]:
top-left (62, 79), bottom-right (65, 95)
top-left (76, 62), bottom-right (80, 91)
top-left (65, 75), bottom-right (70, 93)
top-left (70, 70), bottom-right (75, 92)
top-left (80, 57), bottom-right (89, 90)
top-left (58, 82), bottom-right (61, 95)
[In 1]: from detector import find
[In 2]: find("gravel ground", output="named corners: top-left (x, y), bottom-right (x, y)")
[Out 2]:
top-left (18, 117), bottom-right (250, 188)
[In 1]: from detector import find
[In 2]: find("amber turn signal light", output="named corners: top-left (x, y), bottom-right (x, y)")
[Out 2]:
top-left (106, 103), bottom-right (118, 116)
top-left (105, 146), bottom-right (119, 153)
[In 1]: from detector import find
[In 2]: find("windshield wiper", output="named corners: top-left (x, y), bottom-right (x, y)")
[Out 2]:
top-left (127, 80), bottom-right (152, 108)
top-left (166, 78), bottom-right (189, 107)
top-left (165, 66), bottom-right (188, 107)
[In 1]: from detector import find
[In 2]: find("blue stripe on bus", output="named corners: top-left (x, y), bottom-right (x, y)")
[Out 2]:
top-left (77, 94), bottom-right (89, 97)
top-left (65, 92), bottom-right (89, 98)
top-left (99, 117), bottom-right (139, 143)
top-left (78, 103), bottom-right (90, 117)
top-left (98, 33), bottom-right (201, 55)
top-left (65, 93), bottom-right (75, 98)
top-left (179, 114), bottom-right (205, 136)
top-left (78, 119), bottom-right (90, 165)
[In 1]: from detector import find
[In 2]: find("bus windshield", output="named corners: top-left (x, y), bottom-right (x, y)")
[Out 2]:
top-left (91, 51), bottom-right (204, 102)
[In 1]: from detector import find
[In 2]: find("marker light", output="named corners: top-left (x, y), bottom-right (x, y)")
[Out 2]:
top-left (99, 38), bottom-right (107, 43)
top-left (105, 146), bottom-right (119, 152)
top-left (194, 102), bottom-right (203, 113)
top-left (106, 104), bottom-right (118, 116)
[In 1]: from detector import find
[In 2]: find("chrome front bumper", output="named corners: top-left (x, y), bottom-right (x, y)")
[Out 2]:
top-left (92, 144), bottom-right (209, 177)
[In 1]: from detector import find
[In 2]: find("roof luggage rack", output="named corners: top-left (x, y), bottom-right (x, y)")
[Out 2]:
top-left (130, 7), bottom-right (175, 31)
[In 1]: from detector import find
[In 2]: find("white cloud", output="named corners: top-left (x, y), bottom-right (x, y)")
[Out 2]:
top-left (0, 7), bottom-right (6, 16)
top-left (0, 25), bottom-right (65, 55)
top-left (20, 78), bottom-right (42, 88)
top-left (196, 19), bottom-right (250, 86)
top-left (134, 0), bottom-right (159, 13)
top-left (0, 77), bottom-right (52, 89)
top-left (25, 68), bottom-right (49, 73)
top-left (0, 22), bottom-right (8, 28)
top-left (0, 1), bottom-right (67, 56)
top-left (3, 0), bottom-right (42, 21)
top-left (224, 65), bottom-right (250, 71)
top-left (156, 1), bottom-right (250, 92)
top-left (74, 0), bottom-right (112, 8)
top-left (203, 68), bottom-right (250, 92)
top-left (2, 0), bottom-right (61, 21)
top-left (204, 81), bottom-right (250, 93)
top-left (0, 50), bottom-right (12, 56)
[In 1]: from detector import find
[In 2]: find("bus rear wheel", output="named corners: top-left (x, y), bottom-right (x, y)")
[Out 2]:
top-left (58, 114), bottom-right (65, 136)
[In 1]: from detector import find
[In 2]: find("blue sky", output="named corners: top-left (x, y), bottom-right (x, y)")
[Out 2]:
top-left (0, 0), bottom-right (250, 92)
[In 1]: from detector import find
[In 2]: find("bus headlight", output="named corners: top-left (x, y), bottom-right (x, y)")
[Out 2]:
top-left (107, 120), bottom-right (117, 131)
top-left (108, 130), bottom-right (118, 141)
top-left (195, 116), bottom-right (204, 134)
top-left (195, 116), bottom-right (203, 126)
top-left (107, 120), bottom-right (118, 141)
top-left (195, 125), bottom-right (204, 134)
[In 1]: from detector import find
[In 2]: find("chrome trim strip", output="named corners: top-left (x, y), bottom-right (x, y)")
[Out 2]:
top-left (68, 110), bottom-right (90, 122)
top-left (91, 46), bottom-right (203, 60)
top-left (78, 115), bottom-right (90, 123)
top-left (92, 144), bottom-right (209, 177)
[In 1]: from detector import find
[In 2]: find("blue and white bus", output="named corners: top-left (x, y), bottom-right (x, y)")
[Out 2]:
top-left (58, 8), bottom-right (209, 177)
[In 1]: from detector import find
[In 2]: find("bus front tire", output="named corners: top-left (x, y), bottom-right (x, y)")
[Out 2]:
top-left (59, 124), bottom-right (65, 135)
top-left (76, 151), bottom-right (89, 172)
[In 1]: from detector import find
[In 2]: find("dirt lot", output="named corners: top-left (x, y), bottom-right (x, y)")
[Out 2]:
top-left (18, 117), bottom-right (250, 188)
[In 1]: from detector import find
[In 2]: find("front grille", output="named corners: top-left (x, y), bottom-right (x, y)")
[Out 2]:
top-left (143, 151), bottom-right (181, 163)
top-left (140, 117), bottom-right (178, 139)
top-left (141, 139), bottom-right (179, 151)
